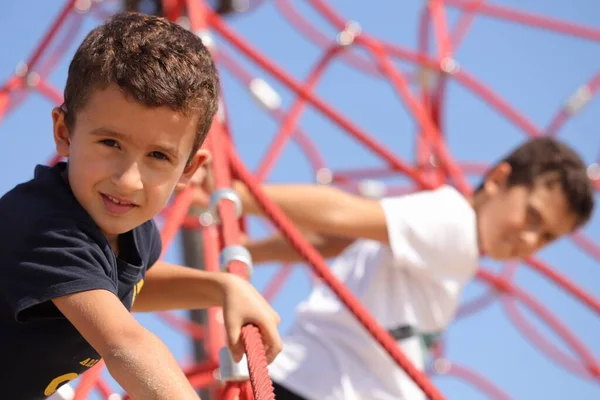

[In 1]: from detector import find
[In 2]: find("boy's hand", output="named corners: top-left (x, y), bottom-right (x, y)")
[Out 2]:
top-left (221, 274), bottom-right (282, 364)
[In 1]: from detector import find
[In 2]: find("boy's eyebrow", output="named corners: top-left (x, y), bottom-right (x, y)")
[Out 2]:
top-left (91, 127), bottom-right (127, 140)
top-left (91, 127), bottom-right (180, 159)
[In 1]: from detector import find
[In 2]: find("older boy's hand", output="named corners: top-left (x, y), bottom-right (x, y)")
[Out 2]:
top-left (221, 274), bottom-right (282, 364)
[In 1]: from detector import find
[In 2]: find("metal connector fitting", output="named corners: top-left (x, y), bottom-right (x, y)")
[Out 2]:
top-left (208, 188), bottom-right (243, 224)
top-left (336, 20), bottom-right (361, 46)
top-left (220, 245), bottom-right (253, 278)
top-left (565, 85), bottom-right (591, 115)
top-left (218, 346), bottom-right (249, 382)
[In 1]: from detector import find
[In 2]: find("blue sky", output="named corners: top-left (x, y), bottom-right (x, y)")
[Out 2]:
top-left (1, 1), bottom-right (599, 399)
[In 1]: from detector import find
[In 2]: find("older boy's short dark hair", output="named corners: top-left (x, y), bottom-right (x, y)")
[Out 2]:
top-left (62, 12), bottom-right (219, 162)
top-left (478, 137), bottom-right (594, 228)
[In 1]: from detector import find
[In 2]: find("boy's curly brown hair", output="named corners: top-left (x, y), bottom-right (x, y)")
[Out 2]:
top-left (62, 12), bottom-right (219, 162)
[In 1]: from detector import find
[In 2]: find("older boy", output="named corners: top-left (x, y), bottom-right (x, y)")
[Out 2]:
top-left (190, 137), bottom-right (594, 399)
top-left (0, 12), bottom-right (280, 400)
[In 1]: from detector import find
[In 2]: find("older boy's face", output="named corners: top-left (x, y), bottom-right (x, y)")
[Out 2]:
top-left (52, 85), bottom-right (207, 246)
top-left (477, 166), bottom-right (578, 260)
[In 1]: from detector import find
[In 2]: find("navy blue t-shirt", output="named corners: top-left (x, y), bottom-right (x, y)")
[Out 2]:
top-left (0, 162), bottom-right (162, 399)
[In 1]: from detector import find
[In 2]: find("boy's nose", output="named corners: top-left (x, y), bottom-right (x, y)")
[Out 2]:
top-left (112, 161), bottom-right (143, 192)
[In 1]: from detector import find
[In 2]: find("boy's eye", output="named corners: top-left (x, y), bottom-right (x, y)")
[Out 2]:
top-left (100, 139), bottom-right (119, 148)
top-left (149, 151), bottom-right (169, 161)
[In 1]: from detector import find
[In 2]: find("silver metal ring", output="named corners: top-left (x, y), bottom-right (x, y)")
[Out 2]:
top-left (208, 188), bottom-right (242, 224)
top-left (218, 347), bottom-right (249, 382)
top-left (220, 245), bottom-right (253, 278)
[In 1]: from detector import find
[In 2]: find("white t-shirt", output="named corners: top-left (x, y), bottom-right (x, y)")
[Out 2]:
top-left (269, 185), bottom-right (480, 400)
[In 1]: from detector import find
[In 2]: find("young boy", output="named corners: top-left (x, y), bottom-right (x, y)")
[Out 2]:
top-left (190, 137), bottom-right (594, 399)
top-left (0, 12), bottom-right (281, 400)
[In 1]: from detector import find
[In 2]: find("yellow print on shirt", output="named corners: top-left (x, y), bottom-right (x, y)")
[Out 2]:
top-left (131, 278), bottom-right (144, 305)
top-left (45, 279), bottom-right (144, 396)
top-left (43, 358), bottom-right (100, 396)
top-left (79, 358), bottom-right (100, 368)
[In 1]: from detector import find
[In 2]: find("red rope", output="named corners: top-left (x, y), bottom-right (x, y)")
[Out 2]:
top-left (439, 362), bottom-right (512, 400)
top-left (72, 362), bottom-right (105, 400)
top-left (181, 1), bottom-right (274, 396)
top-left (222, 382), bottom-right (241, 400)
top-left (208, 122), bottom-right (275, 399)
top-left (226, 143), bottom-right (445, 400)
top-left (445, 0), bottom-right (600, 42)
top-left (242, 325), bottom-right (276, 400)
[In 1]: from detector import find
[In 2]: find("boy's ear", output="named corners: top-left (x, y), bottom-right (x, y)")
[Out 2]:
top-left (177, 149), bottom-right (211, 188)
top-left (52, 107), bottom-right (70, 157)
top-left (483, 162), bottom-right (511, 195)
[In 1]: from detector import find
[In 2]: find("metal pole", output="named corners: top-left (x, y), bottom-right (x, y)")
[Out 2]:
top-left (182, 225), bottom-right (213, 400)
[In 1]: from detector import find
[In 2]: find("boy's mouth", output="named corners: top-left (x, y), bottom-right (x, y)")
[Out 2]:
top-left (101, 193), bottom-right (138, 214)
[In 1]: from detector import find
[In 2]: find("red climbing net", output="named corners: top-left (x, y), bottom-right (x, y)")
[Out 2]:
top-left (1, 1), bottom-right (599, 399)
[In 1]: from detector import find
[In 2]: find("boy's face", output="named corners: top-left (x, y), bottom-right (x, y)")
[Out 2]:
top-left (52, 85), bottom-right (208, 245)
top-left (476, 163), bottom-right (579, 260)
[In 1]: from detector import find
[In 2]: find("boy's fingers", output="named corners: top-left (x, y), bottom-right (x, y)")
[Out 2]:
top-left (228, 323), bottom-right (280, 364)
top-left (231, 346), bottom-right (244, 363)
top-left (227, 323), bottom-right (244, 363)
top-left (261, 322), bottom-right (283, 364)
top-left (272, 311), bottom-right (281, 326)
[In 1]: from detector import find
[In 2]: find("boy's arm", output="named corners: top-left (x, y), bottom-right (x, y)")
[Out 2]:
top-left (131, 262), bottom-right (282, 363)
top-left (52, 290), bottom-right (199, 400)
top-left (246, 232), bottom-right (354, 264)
top-left (131, 261), bottom-right (228, 312)
top-left (233, 181), bottom-right (390, 243)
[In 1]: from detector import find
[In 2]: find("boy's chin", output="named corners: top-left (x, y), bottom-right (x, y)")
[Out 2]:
top-left (485, 246), bottom-right (515, 261)
top-left (97, 220), bottom-right (139, 238)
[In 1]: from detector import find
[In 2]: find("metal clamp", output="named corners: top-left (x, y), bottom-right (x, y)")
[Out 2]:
top-left (315, 167), bottom-right (333, 185)
top-left (565, 85), bottom-right (591, 116)
top-left (357, 179), bottom-right (386, 199)
top-left (220, 245), bottom-right (253, 278)
top-left (336, 20), bottom-right (361, 46)
top-left (205, 188), bottom-right (243, 225)
top-left (432, 358), bottom-right (451, 375)
top-left (218, 346), bottom-right (249, 382)
top-left (195, 29), bottom-right (216, 50)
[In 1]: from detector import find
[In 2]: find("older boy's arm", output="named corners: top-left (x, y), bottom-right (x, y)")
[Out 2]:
top-left (233, 181), bottom-right (389, 243)
top-left (246, 232), bottom-right (354, 264)
top-left (53, 290), bottom-right (199, 400)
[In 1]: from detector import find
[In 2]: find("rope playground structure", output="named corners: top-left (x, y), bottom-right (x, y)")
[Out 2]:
top-left (0, 0), bottom-right (599, 399)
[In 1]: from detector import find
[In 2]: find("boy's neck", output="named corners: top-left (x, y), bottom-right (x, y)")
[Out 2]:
top-left (465, 190), bottom-right (485, 257)
top-left (107, 235), bottom-right (120, 257)
top-left (468, 189), bottom-right (484, 212)
top-left (466, 192), bottom-right (476, 210)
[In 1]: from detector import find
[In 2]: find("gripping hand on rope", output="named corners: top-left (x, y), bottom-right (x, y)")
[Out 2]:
top-left (173, 160), bottom-right (283, 363)
top-left (220, 273), bottom-right (283, 363)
